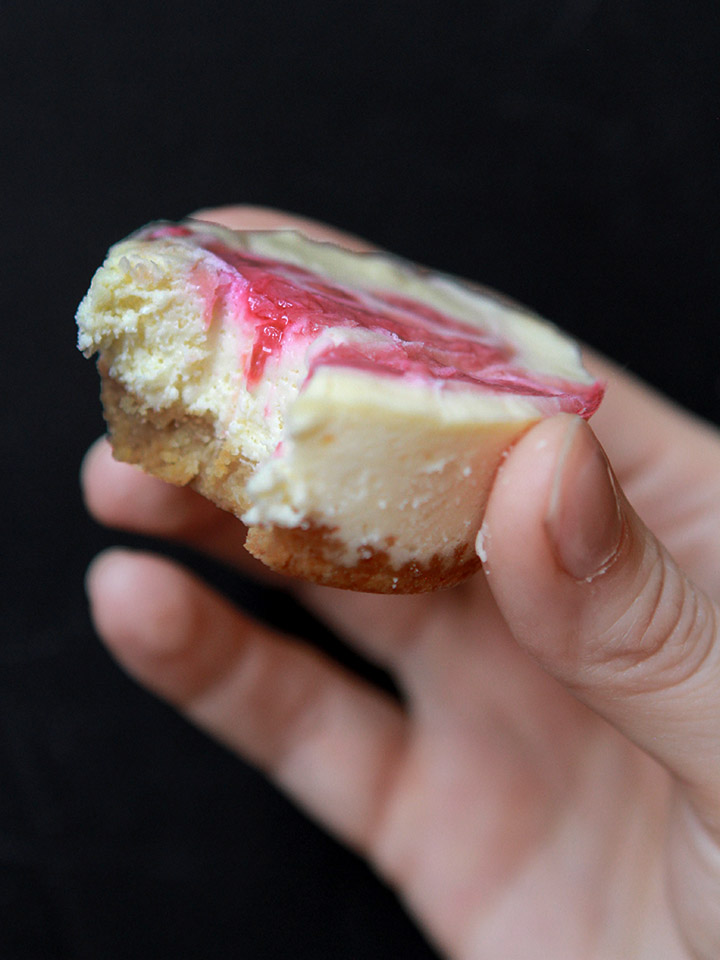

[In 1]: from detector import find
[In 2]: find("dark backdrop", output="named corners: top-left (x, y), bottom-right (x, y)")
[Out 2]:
top-left (2, 1), bottom-right (718, 957)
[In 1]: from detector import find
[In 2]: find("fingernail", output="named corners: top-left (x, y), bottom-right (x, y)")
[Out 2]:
top-left (545, 418), bottom-right (623, 581)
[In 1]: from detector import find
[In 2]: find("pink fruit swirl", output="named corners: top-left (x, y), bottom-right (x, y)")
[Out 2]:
top-left (141, 223), bottom-right (603, 417)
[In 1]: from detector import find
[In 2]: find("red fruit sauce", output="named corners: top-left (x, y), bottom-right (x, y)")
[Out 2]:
top-left (142, 224), bottom-right (603, 417)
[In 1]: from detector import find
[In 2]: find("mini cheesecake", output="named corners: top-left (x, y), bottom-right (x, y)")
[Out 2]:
top-left (77, 220), bottom-right (603, 592)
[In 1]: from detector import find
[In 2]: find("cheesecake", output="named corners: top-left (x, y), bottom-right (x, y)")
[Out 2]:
top-left (77, 220), bottom-right (603, 592)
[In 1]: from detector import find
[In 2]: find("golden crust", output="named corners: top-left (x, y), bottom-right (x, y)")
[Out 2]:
top-left (99, 370), bottom-right (254, 517)
top-left (97, 368), bottom-right (480, 593)
top-left (245, 524), bottom-right (481, 593)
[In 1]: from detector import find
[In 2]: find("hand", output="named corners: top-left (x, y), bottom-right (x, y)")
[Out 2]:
top-left (81, 206), bottom-right (720, 959)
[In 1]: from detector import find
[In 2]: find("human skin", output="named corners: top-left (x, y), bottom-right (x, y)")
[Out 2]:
top-left (82, 206), bottom-right (720, 959)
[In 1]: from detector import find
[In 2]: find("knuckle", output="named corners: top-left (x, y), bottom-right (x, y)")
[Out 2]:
top-left (586, 554), bottom-right (717, 696)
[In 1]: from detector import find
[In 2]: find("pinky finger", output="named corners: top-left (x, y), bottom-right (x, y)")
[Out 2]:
top-left (86, 549), bottom-right (408, 851)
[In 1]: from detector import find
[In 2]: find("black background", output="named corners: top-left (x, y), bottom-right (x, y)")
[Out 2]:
top-left (2, 1), bottom-right (719, 957)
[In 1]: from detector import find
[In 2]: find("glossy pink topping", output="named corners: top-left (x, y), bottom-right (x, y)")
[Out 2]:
top-left (141, 223), bottom-right (603, 417)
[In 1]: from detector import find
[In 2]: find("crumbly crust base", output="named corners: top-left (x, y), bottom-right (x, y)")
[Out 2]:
top-left (244, 525), bottom-right (481, 593)
top-left (98, 368), bottom-right (480, 593)
top-left (99, 370), bottom-right (255, 518)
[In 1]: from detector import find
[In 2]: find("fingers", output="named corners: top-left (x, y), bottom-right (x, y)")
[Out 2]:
top-left (482, 414), bottom-right (720, 827)
top-left (86, 548), bottom-right (408, 851)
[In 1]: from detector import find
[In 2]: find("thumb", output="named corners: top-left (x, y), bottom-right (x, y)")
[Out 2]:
top-left (482, 413), bottom-right (720, 820)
